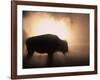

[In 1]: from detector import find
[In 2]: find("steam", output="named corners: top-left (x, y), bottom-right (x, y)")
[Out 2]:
top-left (23, 11), bottom-right (71, 40)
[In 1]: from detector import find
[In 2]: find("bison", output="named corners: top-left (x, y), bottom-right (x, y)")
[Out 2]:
top-left (26, 34), bottom-right (68, 66)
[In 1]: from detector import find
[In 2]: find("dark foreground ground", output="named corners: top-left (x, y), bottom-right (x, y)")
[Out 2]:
top-left (23, 46), bottom-right (89, 68)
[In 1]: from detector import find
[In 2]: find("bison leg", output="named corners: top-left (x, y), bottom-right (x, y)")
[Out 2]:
top-left (47, 53), bottom-right (53, 66)
top-left (26, 48), bottom-right (34, 60)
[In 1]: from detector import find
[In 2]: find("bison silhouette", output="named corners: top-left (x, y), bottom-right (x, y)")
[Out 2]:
top-left (26, 34), bottom-right (68, 66)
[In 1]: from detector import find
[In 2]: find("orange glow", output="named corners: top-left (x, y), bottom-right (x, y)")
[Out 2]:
top-left (33, 18), bottom-right (70, 40)
top-left (23, 12), bottom-right (71, 41)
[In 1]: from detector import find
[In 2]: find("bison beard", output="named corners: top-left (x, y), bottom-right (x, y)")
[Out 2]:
top-left (26, 34), bottom-right (68, 66)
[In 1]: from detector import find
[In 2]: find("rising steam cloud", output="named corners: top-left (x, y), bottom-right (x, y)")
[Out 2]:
top-left (23, 12), bottom-right (71, 41)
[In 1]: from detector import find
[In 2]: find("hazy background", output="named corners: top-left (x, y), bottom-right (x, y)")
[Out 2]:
top-left (22, 11), bottom-right (89, 68)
